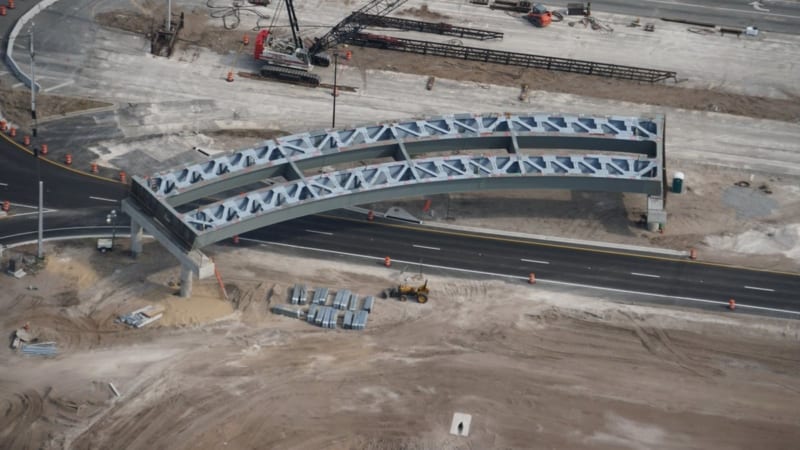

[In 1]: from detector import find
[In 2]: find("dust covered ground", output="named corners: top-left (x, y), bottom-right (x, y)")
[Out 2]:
top-left (1, 242), bottom-right (798, 449)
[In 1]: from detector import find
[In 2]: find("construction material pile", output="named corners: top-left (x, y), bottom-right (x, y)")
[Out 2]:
top-left (274, 285), bottom-right (374, 330)
top-left (20, 342), bottom-right (58, 357)
top-left (116, 305), bottom-right (164, 328)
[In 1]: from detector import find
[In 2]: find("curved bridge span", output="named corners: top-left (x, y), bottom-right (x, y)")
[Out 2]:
top-left (122, 112), bottom-right (667, 296)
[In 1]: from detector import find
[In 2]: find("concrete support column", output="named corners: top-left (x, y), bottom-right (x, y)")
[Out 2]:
top-left (130, 220), bottom-right (144, 257)
top-left (647, 195), bottom-right (667, 231)
top-left (179, 265), bottom-right (194, 298)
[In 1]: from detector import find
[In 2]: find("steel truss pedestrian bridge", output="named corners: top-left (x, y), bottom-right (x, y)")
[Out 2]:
top-left (122, 112), bottom-right (667, 296)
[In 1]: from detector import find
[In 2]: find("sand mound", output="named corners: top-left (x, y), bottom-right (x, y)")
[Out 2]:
top-left (705, 224), bottom-right (800, 262)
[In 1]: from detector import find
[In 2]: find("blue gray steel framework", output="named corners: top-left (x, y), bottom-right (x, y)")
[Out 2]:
top-left (122, 112), bottom-right (667, 296)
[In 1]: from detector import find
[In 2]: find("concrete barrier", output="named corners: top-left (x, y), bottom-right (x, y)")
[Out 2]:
top-left (4, 0), bottom-right (64, 91)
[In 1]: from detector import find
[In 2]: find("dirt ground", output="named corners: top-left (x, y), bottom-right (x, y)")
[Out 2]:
top-left (1, 242), bottom-right (798, 449)
top-left (88, 8), bottom-right (800, 124)
top-left (0, 86), bottom-right (110, 130)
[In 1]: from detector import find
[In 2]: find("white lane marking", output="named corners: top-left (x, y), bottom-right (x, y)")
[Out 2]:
top-left (239, 238), bottom-right (800, 316)
top-left (631, 272), bottom-right (661, 278)
top-left (521, 258), bottom-right (550, 264)
top-left (745, 285), bottom-right (775, 292)
top-left (0, 182), bottom-right (8, 187)
top-left (305, 229), bottom-right (333, 236)
top-left (89, 196), bottom-right (119, 203)
top-left (43, 79), bottom-right (75, 93)
top-left (412, 244), bottom-right (440, 251)
top-left (643, 0), bottom-right (800, 19)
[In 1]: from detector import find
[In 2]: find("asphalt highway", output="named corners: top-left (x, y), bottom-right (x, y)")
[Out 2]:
top-left (237, 214), bottom-right (800, 316)
top-left (549, 0), bottom-right (800, 34)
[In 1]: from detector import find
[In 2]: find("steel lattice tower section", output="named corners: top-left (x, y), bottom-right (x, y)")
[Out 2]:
top-left (122, 112), bottom-right (667, 297)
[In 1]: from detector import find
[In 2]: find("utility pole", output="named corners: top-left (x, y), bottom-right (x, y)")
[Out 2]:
top-left (166, 0), bottom-right (171, 32)
top-left (30, 23), bottom-right (37, 137)
top-left (331, 53), bottom-right (339, 128)
top-left (37, 181), bottom-right (43, 259)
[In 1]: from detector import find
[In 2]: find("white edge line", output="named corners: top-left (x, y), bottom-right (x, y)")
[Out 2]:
top-left (240, 238), bottom-right (800, 316)
top-left (521, 258), bottom-right (550, 265)
top-left (43, 79), bottom-right (75, 93)
top-left (412, 244), bottom-right (441, 251)
top-left (0, 226), bottom-right (118, 241)
top-left (4, 234), bottom-right (796, 317)
top-left (304, 229), bottom-right (333, 236)
top-left (631, 272), bottom-right (661, 278)
top-left (2, 210), bottom-right (58, 218)
top-left (9, 202), bottom-right (57, 211)
top-left (89, 196), bottom-right (120, 203)
top-left (744, 285), bottom-right (775, 292)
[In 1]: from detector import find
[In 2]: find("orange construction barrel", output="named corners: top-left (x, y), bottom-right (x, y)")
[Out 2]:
top-left (0, 5), bottom-right (6, 15)
top-left (528, 273), bottom-right (536, 284)
top-left (65, 153), bottom-right (72, 165)
top-left (90, 162), bottom-right (98, 173)
top-left (728, 299), bottom-right (736, 311)
top-left (226, 71), bottom-right (234, 82)
top-left (8, 0), bottom-right (14, 10)
top-left (384, 256), bottom-right (391, 267)
top-left (23, 135), bottom-right (30, 146)
top-left (243, 34), bottom-right (249, 45)
top-left (689, 248), bottom-right (697, 260)
top-left (40, 144), bottom-right (48, 155)
top-left (119, 171), bottom-right (127, 183)
top-left (2, 200), bottom-right (9, 212)
top-left (233, 235), bottom-right (240, 244)
top-left (9, 127), bottom-right (16, 137)
top-left (367, 210), bottom-right (375, 221)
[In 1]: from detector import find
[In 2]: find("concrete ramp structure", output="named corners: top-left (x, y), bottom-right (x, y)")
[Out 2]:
top-left (123, 112), bottom-right (667, 296)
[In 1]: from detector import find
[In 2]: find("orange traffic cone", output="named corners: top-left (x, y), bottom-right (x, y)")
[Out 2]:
top-left (226, 71), bottom-right (234, 82)
top-left (2, 200), bottom-right (9, 212)
top-left (65, 153), bottom-right (72, 165)
top-left (243, 34), bottom-right (249, 45)
top-left (384, 256), bottom-right (391, 267)
top-left (90, 162), bottom-right (98, 173)
top-left (0, 120), bottom-right (6, 131)
top-left (9, 127), bottom-right (16, 137)
top-left (119, 171), bottom-right (127, 183)
top-left (345, 50), bottom-right (352, 61)
top-left (528, 273), bottom-right (536, 284)
top-left (728, 299), bottom-right (736, 311)
top-left (40, 144), bottom-right (48, 155)
top-left (367, 210), bottom-right (375, 221)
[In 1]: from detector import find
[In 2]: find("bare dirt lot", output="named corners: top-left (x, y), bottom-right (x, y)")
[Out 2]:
top-left (1, 243), bottom-right (798, 449)
top-left (89, 8), bottom-right (800, 124)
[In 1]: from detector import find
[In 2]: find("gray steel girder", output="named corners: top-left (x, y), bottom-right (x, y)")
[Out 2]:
top-left (184, 153), bottom-right (661, 247)
top-left (148, 113), bottom-right (663, 205)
